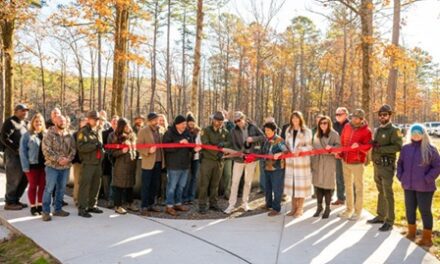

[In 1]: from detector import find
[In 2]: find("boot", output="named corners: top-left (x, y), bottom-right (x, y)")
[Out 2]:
top-left (36, 205), bottom-right (43, 215)
top-left (313, 204), bottom-right (323, 217)
top-left (294, 198), bottom-right (304, 217)
top-left (416, 229), bottom-right (433, 247)
top-left (286, 198), bottom-right (297, 216)
top-left (322, 207), bottom-right (331, 219)
top-left (405, 224), bottom-right (417, 241)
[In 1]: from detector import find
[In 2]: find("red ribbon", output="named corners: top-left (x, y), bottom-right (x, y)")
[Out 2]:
top-left (104, 143), bottom-right (372, 161)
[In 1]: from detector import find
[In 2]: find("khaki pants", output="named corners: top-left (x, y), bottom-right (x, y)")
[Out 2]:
top-left (73, 163), bottom-right (82, 204)
top-left (342, 162), bottom-right (364, 214)
top-left (228, 161), bottom-right (257, 207)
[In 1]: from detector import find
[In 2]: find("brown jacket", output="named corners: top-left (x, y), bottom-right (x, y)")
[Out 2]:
top-left (137, 125), bottom-right (165, 170)
top-left (109, 132), bottom-right (137, 188)
top-left (42, 126), bottom-right (76, 170)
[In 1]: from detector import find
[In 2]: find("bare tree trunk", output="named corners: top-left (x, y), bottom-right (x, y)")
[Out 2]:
top-left (1, 15), bottom-right (15, 118)
top-left (111, 3), bottom-right (129, 116)
top-left (361, 0), bottom-right (373, 120)
top-left (36, 39), bottom-right (46, 117)
top-left (97, 21), bottom-right (102, 110)
top-left (89, 48), bottom-right (95, 110)
top-left (103, 53), bottom-right (111, 111)
top-left (166, 0), bottom-right (173, 119)
top-left (386, 0), bottom-right (400, 110)
top-left (0, 32), bottom-right (4, 125)
top-left (181, 7), bottom-right (187, 114)
top-left (190, 0), bottom-right (204, 118)
top-left (339, 20), bottom-right (348, 106)
top-left (149, 0), bottom-right (159, 113)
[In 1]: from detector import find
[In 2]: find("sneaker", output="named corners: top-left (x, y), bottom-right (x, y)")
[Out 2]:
top-left (224, 206), bottom-right (234, 215)
top-left (53, 210), bottom-right (70, 217)
top-left (87, 207), bottom-right (103, 214)
top-left (338, 211), bottom-right (353, 219)
top-left (115, 206), bottom-right (127, 215)
top-left (349, 213), bottom-right (360, 221)
top-left (42, 212), bottom-right (52, 221)
top-left (78, 209), bottom-right (92, 218)
top-left (4, 203), bottom-right (23, 210)
top-left (126, 203), bottom-right (139, 212)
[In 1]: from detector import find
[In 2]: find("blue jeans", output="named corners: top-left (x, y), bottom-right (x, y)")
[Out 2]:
top-left (141, 162), bottom-right (162, 209)
top-left (259, 160), bottom-right (266, 192)
top-left (43, 167), bottom-right (69, 213)
top-left (166, 169), bottom-right (189, 206)
top-left (264, 169), bottom-right (284, 212)
top-left (335, 159), bottom-right (345, 201)
top-left (183, 160), bottom-right (200, 202)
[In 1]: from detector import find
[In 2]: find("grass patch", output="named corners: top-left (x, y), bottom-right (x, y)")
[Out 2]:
top-left (0, 235), bottom-right (58, 264)
top-left (363, 140), bottom-right (440, 259)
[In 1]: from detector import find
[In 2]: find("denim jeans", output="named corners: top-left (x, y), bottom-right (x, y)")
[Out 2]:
top-left (43, 167), bottom-right (69, 213)
top-left (183, 160), bottom-right (200, 202)
top-left (141, 162), bottom-right (162, 208)
top-left (264, 169), bottom-right (284, 212)
top-left (259, 159), bottom-right (266, 192)
top-left (335, 159), bottom-right (345, 201)
top-left (166, 169), bottom-right (189, 206)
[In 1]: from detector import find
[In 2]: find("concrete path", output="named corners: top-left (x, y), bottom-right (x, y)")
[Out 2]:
top-left (0, 172), bottom-right (437, 264)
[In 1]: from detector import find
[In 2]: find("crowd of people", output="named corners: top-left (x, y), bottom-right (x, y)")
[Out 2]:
top-left (1, 103), bottom-right (439, 248)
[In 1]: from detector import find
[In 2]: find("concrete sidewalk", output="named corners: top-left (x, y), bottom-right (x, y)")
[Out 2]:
top-left (0, 172), bottom-right (438, 264)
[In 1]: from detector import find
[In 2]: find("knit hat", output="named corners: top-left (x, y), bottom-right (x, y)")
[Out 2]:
top-left (174, 115), bottom-right (187, 125)
top-left (147, 112), bottom-right (159, 121)
top-left (186, 114), bottom-right (196, 123)
top-left (410, 124), bottom-right (424, 135)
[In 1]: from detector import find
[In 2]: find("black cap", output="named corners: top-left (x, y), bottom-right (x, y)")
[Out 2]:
top-left (174, 115), bottom-right (187, 125)
top-left (147, 112), bottom-right (159, 121)
top-left (213, 111), bottom-right (225, 121)
top-left (378, 104), bottom-right (393, 114)
top-left (186, 114), bottom-right (196, 123)
top-left (14, 103), bottom-right (29, 111)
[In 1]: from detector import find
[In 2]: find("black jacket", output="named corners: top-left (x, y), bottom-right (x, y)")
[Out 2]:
top-left (333, 119), bottom-right (349, 136)
top-left (229, 122), bottom-right (264, 162)
top-left (163, 126), bottom-right (194, 170)
top-left (0, 116), bottom-right (28, 155)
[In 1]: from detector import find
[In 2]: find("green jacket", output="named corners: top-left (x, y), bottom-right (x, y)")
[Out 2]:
top-left (372, 122), bottom-right (403, 160)
top-left (200, 125), bottom-right (230, 161)
top-left (77, 124), bottom-right (104, 165)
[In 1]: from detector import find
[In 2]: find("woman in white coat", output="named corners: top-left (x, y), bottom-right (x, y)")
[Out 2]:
top-left (284, 111), bottom-right (313, 217)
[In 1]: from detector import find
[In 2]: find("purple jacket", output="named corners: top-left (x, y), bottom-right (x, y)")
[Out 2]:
top-left (397, 141), bottom-right (440, 192)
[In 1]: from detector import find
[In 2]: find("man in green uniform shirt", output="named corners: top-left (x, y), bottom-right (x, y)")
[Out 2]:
top-left (77, 110), bottom-right (105, 218)
top-left (198, 111), bottom-right (230, 214)
top-left (367, 104), bottom-right (403, 231)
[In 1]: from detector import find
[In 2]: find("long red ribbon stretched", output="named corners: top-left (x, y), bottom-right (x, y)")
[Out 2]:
top-left (105, 143), bottom-right (372, 161)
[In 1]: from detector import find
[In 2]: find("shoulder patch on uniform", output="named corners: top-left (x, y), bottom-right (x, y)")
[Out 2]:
top-left (78, 132), bottom-right (85, 141)
top-left (396, 130), bottom-right (403, 138)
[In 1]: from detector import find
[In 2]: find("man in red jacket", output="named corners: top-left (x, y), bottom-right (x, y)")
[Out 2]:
top-left (338, 109), bottom-right (372, 221)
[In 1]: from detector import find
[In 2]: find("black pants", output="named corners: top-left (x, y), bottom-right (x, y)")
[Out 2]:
top-left (315, 187), bottom-right (333, 208)
top-left (404, 190), bottom-right (434, 230)
top-left (4, 150), bottom-right (28, 204)
top-left (113, 187), bottom-right (133, 207)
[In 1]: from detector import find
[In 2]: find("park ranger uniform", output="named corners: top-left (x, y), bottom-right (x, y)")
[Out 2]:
top-left (77, 111), bottom-right (105, 217)
top-left (198, 112), bottom-right (230, 214)
top-left (371, 105), bottom-right (403, 228)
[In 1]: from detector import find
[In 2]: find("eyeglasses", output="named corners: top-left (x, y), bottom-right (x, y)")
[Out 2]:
top-left (378, 113), bottom-right (389, 117)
